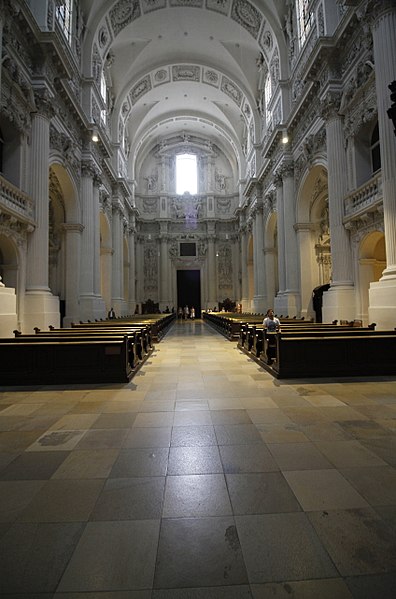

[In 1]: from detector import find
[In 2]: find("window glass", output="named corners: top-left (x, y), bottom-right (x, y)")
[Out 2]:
top-left (297, 0), bottom-right (313, 47)
top-left (176, 154), bottom-right (197, 195)
top-left (56, 0), bottom-right (73, 45)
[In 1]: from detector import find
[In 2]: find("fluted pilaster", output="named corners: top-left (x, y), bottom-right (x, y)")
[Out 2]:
top-left (111, 200), bottom-right (124, 305)
top-left (323, 92), bottom-right (354, 286)
top-left (26, 107), bottom-right (52, 291)
top-left (371, 4), bottom-right (396, 277)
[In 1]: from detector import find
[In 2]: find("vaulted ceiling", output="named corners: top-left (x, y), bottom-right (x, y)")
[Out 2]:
top-left (81, 0), bottom-right (288, 177)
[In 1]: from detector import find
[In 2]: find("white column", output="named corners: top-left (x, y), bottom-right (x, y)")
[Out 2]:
top-left (135, 234), bottom-right (144, 311)
top-left (24, 93), bottom-right (60, 332)
top-left (264, 247), bottom-right (276, 310)
top-left (321, 91), bottom-right (356, 323)
top-left (296, 223), bottom-right (316, 320)
top-left (93, 179), bottom-right (102, 297)
top-left (282, 164), bottom-right (299, 316)
top-left (111, 200), bottom-right (124, 314)
top-left (128, 224), bottom-right (137, 314)
top-left (79, 160), bottom-right (104, 321)
top-left (253, 199), bottom-right (267, 313)
top-left (62, 224), bottom-right (83, 327)
top-left (368, 3), bottom-right (396, 328)
top-left (274, 174), bottom-right (286, 316)
top-left (159, 226), bottom-right (169, 310)
top-left (240, 227), bottom-right (249, 309)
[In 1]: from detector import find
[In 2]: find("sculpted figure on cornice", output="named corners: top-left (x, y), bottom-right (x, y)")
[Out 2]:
top-left (344, 86), bottom-right (377, 139)
top-left (0, 214), bottom-right (32, 246)
top-left (269, 49), bottom-right (280, 92)
top-left (0, 89), bottom-right (30, 133)
top-left (145, 172), bottom-right (158, 193)
top-left (264, 190), bottom-right (275, 215)
top-left (99, 188), bottom-right (112, 220)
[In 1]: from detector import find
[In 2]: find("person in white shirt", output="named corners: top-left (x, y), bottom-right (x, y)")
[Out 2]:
top-left (263, 308), bottom-right (280, 332)
top-left (263, 309), bottom-right (280, 364)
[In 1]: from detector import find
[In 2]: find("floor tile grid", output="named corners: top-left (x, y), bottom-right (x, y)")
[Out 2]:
top-left (0, 320), bottom-right (395, 598)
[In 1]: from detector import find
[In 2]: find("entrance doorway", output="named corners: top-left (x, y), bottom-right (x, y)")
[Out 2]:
top-left (177, 270), bottom-right (201, 318)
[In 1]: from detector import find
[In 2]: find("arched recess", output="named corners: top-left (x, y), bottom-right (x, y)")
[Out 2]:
top-left (100, 211), bottom-right (112, 311)
top-left (48, 163), bottom-right (80, 325)
top-left (358, 231), bottom-right (386, 324)
top-left (247, 233), bottom-right (254, 309)
top-left (0, 234), bottom-right (19, 289)
top-left (296, 165), bottom-right (329, 319)
top-left (264, 209), bottom-right (278, 309)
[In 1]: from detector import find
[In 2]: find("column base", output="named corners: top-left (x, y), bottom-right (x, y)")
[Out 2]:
top-left (23, 291), bottom-right (60, 333)
top-left (79, 295), bottom-right (106, 323)
top-left (0, 287), bottom-right (18, 337)
top-left (274, 292), bottom-right (299, 318)
top-left (369, 278), bottom-right (396, 330)
top-left (322, 285), bottom-right (356, 324)
top-left (252, 296), bottom-right (267, 315)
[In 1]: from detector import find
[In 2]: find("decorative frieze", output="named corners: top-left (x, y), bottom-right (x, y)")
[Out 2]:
top-left (109, 0), bottom-right (141, 36)
top-left (231, 0), bottom-right (262, 39)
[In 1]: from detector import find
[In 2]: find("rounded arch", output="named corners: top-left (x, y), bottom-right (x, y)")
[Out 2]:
top-left (0, 232), bottom-right (20, 289)
top-left (49, 160), bottom-right (80, 223)
top-left (358, 230), bottom-right (386, 324)
top-left (296, 164), bottom-right (330, 319)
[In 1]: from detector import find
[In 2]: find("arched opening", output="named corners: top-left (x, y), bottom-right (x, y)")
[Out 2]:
top-left (296, 166), bottom-right (329, 319)
top-left (358, 231), bottom-right (386, 324)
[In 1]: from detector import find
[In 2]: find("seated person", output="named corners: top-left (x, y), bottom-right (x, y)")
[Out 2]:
top-left (263, 309), bottom-right (280, 364)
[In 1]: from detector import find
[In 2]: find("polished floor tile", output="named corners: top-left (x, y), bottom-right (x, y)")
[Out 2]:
top-left (0, 319), bottom-right (395, 596)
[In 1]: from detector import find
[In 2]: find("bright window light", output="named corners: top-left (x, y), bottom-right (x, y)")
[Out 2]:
top-left (176, 154), bottom-right (197, 195)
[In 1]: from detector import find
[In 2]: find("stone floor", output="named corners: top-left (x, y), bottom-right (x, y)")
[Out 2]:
top-left (0, 319), bottom-right (396, 598)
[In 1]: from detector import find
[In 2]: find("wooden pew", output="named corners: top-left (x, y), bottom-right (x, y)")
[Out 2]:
top-left (9, 331), bottom-right (142, 370)
top-left (271, 333), bottom-right (396, 378)
top-left (0, 338), bottom-right (133, 385)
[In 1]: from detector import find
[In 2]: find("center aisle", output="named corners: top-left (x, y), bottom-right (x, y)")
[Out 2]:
top-left (58, 319), bottom-right (396, 597)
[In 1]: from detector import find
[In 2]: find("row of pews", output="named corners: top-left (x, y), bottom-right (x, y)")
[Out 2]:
top-left (203, 311), bottom-right (308, 341)
top-left (203, 312), bottom-right (396, 379)
top-left (0, 313), bottom-right (176, 386)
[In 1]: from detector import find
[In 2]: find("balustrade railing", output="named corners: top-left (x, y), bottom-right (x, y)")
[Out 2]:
top-left (0, 175), bottom-right (34, 221)
top-left (344, 172), bottom-right (382, 218)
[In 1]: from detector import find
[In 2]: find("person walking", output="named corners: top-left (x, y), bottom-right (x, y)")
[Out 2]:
top-left (263, 308), bottom-right (280, 365)
top-left (190, 306), bottom-right (195, 320)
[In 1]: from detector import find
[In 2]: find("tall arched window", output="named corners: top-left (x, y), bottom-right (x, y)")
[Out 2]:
top-left (297, 0), bottom-right (313, 47)
top-left (56, 0), bottom-right (73, 45)
top-left (176, 154), bottom-right (197, 195)
top-left (371, 122), bottom-right (381, 174)
top-left (100, 71), bottom-right (107, 126)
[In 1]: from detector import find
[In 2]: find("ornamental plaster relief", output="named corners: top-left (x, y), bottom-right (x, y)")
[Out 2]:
top-left (231, 0), bottom-right (262, 39)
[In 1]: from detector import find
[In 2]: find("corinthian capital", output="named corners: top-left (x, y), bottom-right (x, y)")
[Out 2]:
top-left (357, 0), bottom-right (396, 27)
top-left (320, 90), bottom-right (343, 121)
top-left (32, 89), bottom-right (56, 120)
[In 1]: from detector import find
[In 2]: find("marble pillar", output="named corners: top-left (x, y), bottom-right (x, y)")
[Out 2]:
top-left (62, 223), bottom-right (83, 327)
top-left (321, 92), bottom-right (356, 323)
top-left (368, 2), bottom-right (396, 328)
top-left (24, 93), bottom-right (60, 332)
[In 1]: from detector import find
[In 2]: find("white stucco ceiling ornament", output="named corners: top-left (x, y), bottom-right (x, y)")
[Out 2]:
top-left (81, 0), bottom-right (288, 176)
